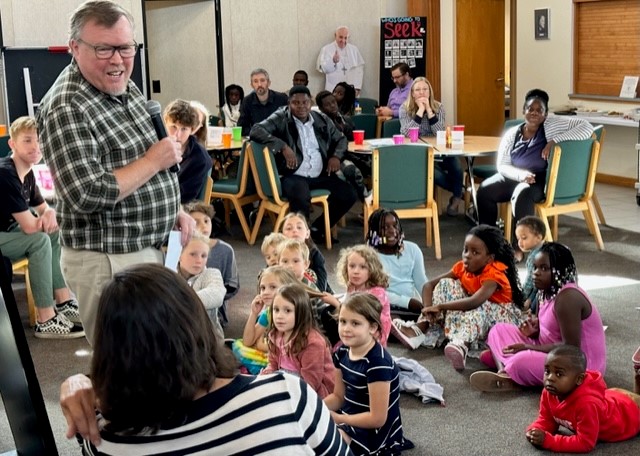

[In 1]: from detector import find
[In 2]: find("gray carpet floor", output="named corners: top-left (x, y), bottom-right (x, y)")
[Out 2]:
top-left (2, 208), bottom-right (640, 455)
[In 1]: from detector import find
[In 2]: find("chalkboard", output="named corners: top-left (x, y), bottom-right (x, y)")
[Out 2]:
top-left (2, 46), bottom-right (145, 122)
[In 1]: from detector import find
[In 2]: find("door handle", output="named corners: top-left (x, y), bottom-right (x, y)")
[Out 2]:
top-left (496, 77), bottom-right (505, 82)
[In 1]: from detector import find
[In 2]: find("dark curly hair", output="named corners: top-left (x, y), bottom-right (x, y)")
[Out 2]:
top-left (225, 84), bottom-right (244, 105)
top-left (366, 208), bottom-right (405, 255)
top-left (537, 242), bottom-right (577, 300)
top-left (333, 81), bottom-right (356, 116)
top-left (468, 224), bottom-right (524, 309)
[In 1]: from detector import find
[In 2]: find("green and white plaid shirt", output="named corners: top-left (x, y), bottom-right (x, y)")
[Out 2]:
top-left (37, 61), bottom-right (179, 254)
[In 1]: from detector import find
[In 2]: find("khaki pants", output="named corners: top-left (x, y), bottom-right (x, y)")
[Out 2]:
top-left (61, 246), bottom-right (163, 345)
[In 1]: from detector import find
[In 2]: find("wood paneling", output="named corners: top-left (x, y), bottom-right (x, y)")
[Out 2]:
top-left (573, 0), bottom-right (640, 97)
top-left (407, 0), bottom-right (441, 100)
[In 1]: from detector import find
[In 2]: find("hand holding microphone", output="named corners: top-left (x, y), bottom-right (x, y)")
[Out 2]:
top-left (145, 100), bottom-right (181, 172)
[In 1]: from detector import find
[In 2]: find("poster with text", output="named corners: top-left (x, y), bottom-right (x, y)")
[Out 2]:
top-left (379, 17), bottom-right (426, 106)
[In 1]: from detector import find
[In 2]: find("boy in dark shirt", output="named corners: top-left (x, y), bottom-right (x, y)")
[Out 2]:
top-left (164, 99), bottom-right (213, 203)
top-left (0, 117), bottom-right (83, 338)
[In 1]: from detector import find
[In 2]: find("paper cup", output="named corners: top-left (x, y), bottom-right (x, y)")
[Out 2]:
top-left (436, 130), bottom-right (446, 145)
top-left (353, 130), bottom-right (365, 145)
top-left (393, 134), bottom-right (405, 144)
top-left (408, 127), bottom-right (420, 143)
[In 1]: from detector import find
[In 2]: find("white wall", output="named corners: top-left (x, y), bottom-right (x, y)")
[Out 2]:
top-left (145, 0), bottom-right (218, 110)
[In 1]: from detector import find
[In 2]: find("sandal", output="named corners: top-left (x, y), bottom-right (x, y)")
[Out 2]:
top-left (390, 319), bottom-right (425, 350)
top-left (470, 371), bottom-right (519, 392)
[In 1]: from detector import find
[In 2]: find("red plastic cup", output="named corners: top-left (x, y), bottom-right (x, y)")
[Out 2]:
top-left (353, 130), bottom-right (365, 145)
top-left (408, 127), bottom-right (420, 143)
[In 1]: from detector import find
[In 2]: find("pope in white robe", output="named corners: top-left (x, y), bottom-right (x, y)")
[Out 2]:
top-left (317, 26), bottom-right (365, 94)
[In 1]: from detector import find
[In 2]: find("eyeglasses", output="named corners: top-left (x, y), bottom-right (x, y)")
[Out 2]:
top-left (77, 38), bottom-right (138, 59)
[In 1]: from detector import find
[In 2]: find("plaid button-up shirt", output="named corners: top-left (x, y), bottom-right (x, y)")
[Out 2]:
top-left (37, 61), bottom-right (179, 254)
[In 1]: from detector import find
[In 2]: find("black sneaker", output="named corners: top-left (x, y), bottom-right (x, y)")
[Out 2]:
top-left (35, 314), bottom-right (85, 339)
top-left (56, 299), bottom-right (82, 324)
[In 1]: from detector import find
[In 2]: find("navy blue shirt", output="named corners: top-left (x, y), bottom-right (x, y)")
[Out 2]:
top-left (0, 157), bottom-right (44, 231)
top-left (177, 135), bottom-right (212, 204)
top-left (510, 125), bottom-right (547, 174)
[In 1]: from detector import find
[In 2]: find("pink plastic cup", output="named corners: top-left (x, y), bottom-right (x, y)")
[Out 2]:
top-left (408, 127), bottom-right (420, 143)
top-left (353, 130), bottom-right (365, 145)
top-left (393, 134), bottom-right (404, 145)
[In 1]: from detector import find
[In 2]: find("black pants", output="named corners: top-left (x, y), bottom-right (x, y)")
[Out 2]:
top-left (281, 173), bottom-right (357, 228)
top-left (476, 172), bottom-right (546, 236)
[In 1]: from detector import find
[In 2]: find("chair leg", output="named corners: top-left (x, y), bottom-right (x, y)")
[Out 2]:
top-left (223, 200), bottom-right (232, 228)
top-left (552, 215), bottom-right (559, 240)
top-left (500, 202), bottom-right (512, 243)
top-left (25, 268), bottom-right (36, 327)
top-left (432, 210), bottom-right (441, 260)
top-left (322, 201), bottom-right (332, 250)
top-left (584, 201), bottom-right (605, 250)
top-left (249, 204), bottom-right (268, 245)
top-left (538, 211), bottom-right (553, 242)
top-left (232, 200), bottom-right (253, 244)
top-left (592, 192), bottom-right (606, 225)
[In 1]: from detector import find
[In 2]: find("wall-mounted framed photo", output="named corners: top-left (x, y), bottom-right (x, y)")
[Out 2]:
top-left (534, 8), bottom-right (549, 40)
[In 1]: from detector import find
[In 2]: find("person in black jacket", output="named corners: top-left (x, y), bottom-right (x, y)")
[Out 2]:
top-left (250, 86), bottom-right (357, 239)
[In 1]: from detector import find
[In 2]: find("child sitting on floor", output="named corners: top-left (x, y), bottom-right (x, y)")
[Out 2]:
top-left (515, 215), bottom-right (546, 313)
top-left (186, 201), bottom-right (239, 327)
top-left (177, 232), bottom-right (226, 340)
top-left (366, 208), bottom-right (427, 317)
top-left (392, 224), bottom-right (524, 371)
top-left (261, 232), bottom-right (286, 267)
top-left (261, 283), bottom-right (335, 399)
top-left (527, 345), bottom-right (640, 453)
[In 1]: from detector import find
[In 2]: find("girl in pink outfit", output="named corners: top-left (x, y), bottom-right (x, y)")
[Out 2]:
top-left (325, 245), bottom-right (392, 346)
top-left (262, 283), bottom-right (335, 398)
top-left (470, 242), bottom-right (607, 391)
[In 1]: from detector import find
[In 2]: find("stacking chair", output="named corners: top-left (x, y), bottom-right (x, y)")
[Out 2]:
top-left (209, 115), bottom-right (222, 127)
top-left (535, 138), bottom-right (604, 250)
top-left (210, 142), bottom-right (260, 243)
top-left (352, 113), bottom-right (378, 139)
top-left (590, 125), bottom-right (607, 225)
top-left (357, 97), bottom-right (378, 114)
top-left (247, 142), bottom-right (333, 249)
top-left (381, 118), bottom-right (401, 138)
top-left (363, 145), bottom-right (441, 259)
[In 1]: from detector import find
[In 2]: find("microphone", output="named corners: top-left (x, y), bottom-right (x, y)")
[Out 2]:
top-left (145, 100), bottom-right (179, 173)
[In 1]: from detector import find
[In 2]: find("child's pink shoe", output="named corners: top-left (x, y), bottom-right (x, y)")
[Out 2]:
top-left (444, 343), bottom-right (467, 371)
top-left (633, 346), bottom-right (640, 371)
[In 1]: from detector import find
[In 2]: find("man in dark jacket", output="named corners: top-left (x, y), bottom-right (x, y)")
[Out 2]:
top-left (250, 86), bottom-right (357, 237)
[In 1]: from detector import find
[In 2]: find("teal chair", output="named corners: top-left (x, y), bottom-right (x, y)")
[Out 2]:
top-left (210, 142), bottom-right (260, 243)
top-left (363, 145), bottom-right (441, 259)
top-left (352, 113), bottom-right (378, 139)
top-left (381, 118), bottom-right (401, 138)
top-left (356, 97), bottom-right (378, 114)
top-left (473, 118), bottom-right (523, 179)
top-left (247, 141), bottom-right (333, 249)
top-left (535, 138), bottom-right (603, 250)
top-left (0, 135), bottom-right (10, 158)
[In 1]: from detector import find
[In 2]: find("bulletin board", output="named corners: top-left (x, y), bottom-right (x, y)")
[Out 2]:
top-left (378, 17), bottom-right (427, 105)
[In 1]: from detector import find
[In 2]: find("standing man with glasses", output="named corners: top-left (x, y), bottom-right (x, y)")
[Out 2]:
top-left (375, 62), bottom-right (413, 118)
top-left (37, 0), bottom-right (195, 344)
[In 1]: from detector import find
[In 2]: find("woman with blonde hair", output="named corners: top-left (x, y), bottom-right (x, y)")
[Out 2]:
top-left (399, 77), bottom-right (463, 216)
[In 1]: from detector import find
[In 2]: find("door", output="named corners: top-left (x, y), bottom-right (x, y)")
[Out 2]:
top-left (456, 0), bottom-right (505, 136)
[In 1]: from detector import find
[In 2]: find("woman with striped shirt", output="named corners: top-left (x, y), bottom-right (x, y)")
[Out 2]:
top-left (59, 264), bottom-right (350, 455)
top-left (476, 89), bottom-right (593, 257)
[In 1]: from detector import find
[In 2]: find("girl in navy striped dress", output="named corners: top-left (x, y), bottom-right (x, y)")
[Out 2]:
top-left (324, 293), bottom-right (413, 455)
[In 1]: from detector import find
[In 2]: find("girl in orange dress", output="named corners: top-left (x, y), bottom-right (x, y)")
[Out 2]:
top-left (393, 225), bottom-right (524, 370)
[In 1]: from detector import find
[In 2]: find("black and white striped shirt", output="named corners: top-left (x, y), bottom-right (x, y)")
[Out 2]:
top-left (81, 373), bottom-right (352, 456)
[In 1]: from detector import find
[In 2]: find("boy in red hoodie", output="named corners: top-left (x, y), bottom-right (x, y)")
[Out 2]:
top-left (527, 345), bottom-right (640, 453)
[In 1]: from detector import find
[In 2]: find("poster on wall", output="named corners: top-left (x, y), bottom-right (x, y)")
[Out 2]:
top-left (379, 17), bottom-right (426, 106)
